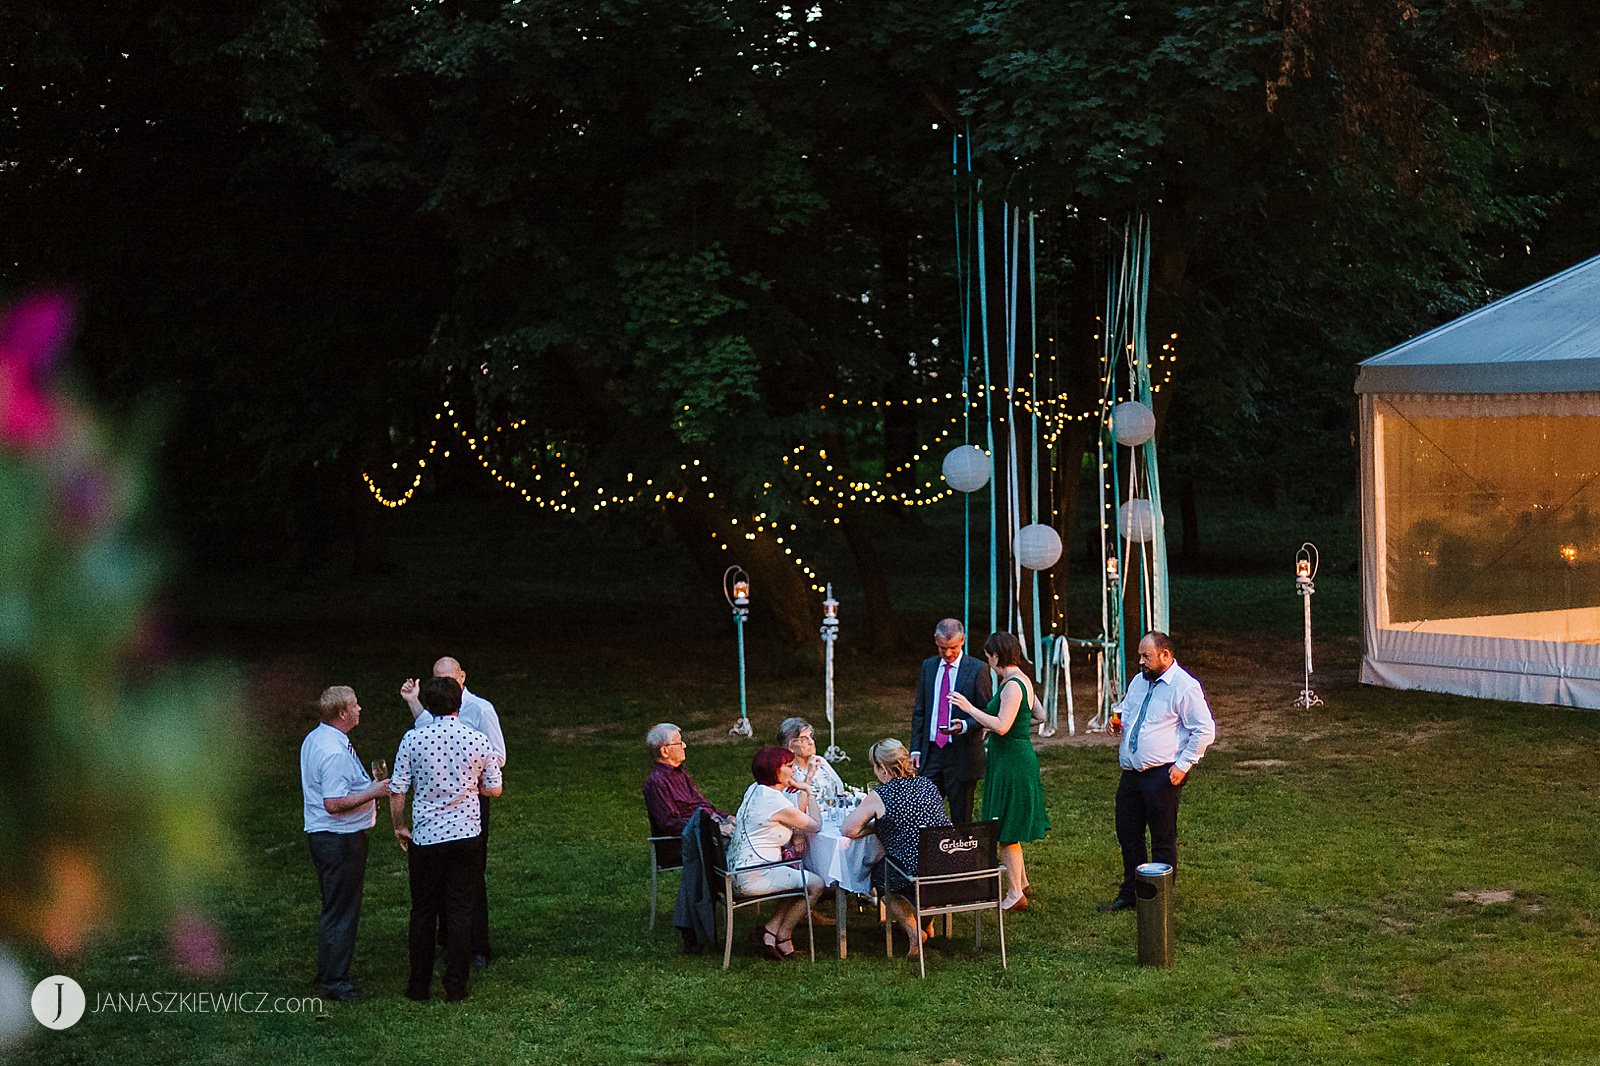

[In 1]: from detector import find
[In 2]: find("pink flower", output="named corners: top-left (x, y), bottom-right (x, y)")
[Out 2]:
top-left (0, 290), bottom-right (74, 449)
top-left (168, 911), bottom-right (228, 980)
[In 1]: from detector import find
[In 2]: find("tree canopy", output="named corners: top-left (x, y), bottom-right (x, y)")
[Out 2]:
top-left (5, 0), bottom-right (1599, 643)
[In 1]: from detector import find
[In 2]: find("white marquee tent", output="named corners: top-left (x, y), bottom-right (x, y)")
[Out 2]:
top-left (1356, 254), bottom-right (1600, 707)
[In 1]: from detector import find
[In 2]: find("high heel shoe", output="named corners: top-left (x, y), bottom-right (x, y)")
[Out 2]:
top-left (750, 925), bottom-right (785, 960)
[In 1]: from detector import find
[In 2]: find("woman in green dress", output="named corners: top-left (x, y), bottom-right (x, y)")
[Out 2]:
top-left (950, 631), bottom-right (1049, 911)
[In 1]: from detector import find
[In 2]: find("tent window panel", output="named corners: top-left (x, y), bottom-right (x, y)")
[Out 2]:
top-left (1379, 403), bottom-right (1600, 636)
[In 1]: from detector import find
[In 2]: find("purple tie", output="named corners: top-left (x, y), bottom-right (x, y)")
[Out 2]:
top-left (935, 664), bottom-right (953, 748)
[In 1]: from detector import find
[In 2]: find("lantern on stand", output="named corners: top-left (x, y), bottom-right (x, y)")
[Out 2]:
top-left (819, 586), bottom-right (847, 763)
top-left (1090, 554), bottom-right (1124, 732)
top-left (725, 566), bottom-right (754, 737)
top-left (1293, 544), bottom-right (1322, 708)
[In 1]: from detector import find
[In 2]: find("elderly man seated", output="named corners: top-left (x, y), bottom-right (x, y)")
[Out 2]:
top-left (643, 723), bottom-right (732, 838)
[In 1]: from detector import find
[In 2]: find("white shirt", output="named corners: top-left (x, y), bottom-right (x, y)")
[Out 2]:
top-left (416, 687), bottom-right (507, 767)
top-left (1115, 662), bottom-right (1216, 772)
top-left (928, 659), bottom-right (961, 745)
top-left (300, 723), bottom-right (376, 834)
top-left (390, 716), bottom-right (503, 846)
top-left (729, 783), bottom-right (795, 869)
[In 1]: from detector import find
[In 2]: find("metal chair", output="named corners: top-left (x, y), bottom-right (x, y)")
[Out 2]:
top-left (647, 833), bottom-right (684, 930)
top-left (881, 821), bottom-right (1006, 978)
top-left (706, 827), bottom-right (816, 970)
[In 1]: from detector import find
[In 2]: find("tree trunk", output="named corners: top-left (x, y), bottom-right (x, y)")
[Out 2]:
top-left (659, 494), bottom-right (821, 654)
top-left (1178, 477), bottom-right (1200, 562)
top-left (838, 514), bottom-right (907, 655)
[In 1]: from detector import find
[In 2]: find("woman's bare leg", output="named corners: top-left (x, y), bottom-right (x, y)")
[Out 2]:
top-left (1000, 842), bottom-right (1027, 907)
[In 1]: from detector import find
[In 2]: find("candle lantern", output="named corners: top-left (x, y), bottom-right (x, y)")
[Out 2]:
top-left (1293, 543), bottom-right (1323, 708)
top-left (819, 585), bottom-right (847, 763)
top-left (725, 566), bottom-right (754, 737)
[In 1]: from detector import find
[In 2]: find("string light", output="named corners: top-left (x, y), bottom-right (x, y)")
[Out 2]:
top-left (362, 323), bottom-right (1181, 604)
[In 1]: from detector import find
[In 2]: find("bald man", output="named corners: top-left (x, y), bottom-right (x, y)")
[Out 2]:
top-left (401, 657), bottom-right (506, 968)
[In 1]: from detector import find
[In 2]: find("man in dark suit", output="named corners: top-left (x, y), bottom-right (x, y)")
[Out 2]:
top-left (910, 618), bottom-right (993, 824)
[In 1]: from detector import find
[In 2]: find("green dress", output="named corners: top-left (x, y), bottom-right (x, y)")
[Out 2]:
top-left (981, 676), bottom-right (1051, 843)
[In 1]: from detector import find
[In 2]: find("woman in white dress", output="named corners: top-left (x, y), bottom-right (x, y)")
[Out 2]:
top-left (729, 746), bottom-right (824, 960)
top-left (778, 716), bottom-right (845, 799)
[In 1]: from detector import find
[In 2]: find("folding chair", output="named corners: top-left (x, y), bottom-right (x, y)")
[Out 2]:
top-left (647, 832), bottom-right (684, 930)
top-left (881, 821), bottom-right (1006, 978)
top-left (706, 828), bottom-right (815, 970)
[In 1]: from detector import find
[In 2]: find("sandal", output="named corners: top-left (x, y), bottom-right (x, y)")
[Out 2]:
top-left (751, 925), bottom-right (784, 960)
top-left (774, 935), bottom-right (796, 960)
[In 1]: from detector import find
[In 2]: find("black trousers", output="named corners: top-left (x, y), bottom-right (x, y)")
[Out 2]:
top-left (307, 829), bottom-right (369, 993)
top-left (1115, 764), bottom-right (1183, 899)
top-left (407, 834), bottom-right (484, 999)
top-left (436, 795), bottom-right (491, 959)
top-left (923, 763), bottom-right (978, 825)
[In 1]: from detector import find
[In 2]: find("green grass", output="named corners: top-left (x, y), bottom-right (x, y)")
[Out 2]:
top-left (16, 498), bottom-right (1600, 1064)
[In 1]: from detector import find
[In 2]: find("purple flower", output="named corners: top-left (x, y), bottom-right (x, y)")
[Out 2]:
top-left (59, 465), bottom-right (114, 533)
top-left (168, 911), bottom-right (228, 980)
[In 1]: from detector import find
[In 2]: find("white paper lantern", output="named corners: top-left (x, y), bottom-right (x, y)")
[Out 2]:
top-left (1112, 400), bottom-right (1156, 446)
top-left (942, 445), bottom-right (990, 493)
top-left (1117, 498), bottom-right (1157, 543)
top-left (1014, 523), bottom-right (1063, 571)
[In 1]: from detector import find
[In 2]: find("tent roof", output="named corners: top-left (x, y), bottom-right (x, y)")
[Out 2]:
top-left (1355, 253), bottom-right (1600, 394)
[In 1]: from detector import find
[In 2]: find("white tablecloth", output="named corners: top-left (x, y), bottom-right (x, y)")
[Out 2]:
top-left (803, 813), bottom-right (884, 894)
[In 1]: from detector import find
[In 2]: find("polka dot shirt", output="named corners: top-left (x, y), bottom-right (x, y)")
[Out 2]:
top-left (390, 716), bottom-right (503, 846)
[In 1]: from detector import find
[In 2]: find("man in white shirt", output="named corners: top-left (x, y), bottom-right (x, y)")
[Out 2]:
top-left (389, 676), bottom-right (503, 1002)
top-left (299, 686), bottom-right (390, 1001)
top-left (400, 655), bottom-right (505, 969)
top-left (1100, 631), bottom-right (1216, 912)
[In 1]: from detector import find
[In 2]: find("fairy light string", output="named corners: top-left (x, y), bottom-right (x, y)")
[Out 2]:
top-left (359, 333), bottom-right (1179, 591)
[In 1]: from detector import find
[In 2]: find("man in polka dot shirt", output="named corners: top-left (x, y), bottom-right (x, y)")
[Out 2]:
top-left (389, 676), bottom-right (503, 1002)
top-left (400, 656), bottom-right (506, 970)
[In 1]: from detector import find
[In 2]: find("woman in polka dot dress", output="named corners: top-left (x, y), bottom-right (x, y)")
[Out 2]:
top-left (842, 738), bottom-right (951, 956)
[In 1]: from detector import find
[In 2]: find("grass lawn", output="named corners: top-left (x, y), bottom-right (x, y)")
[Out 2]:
top-left (15, 499), bottom-right (1600, 1064)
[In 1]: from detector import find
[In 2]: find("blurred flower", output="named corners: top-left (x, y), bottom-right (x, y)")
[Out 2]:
top-left (0, 290), bottom-right (74, 449)
top-left (167, 912), bottom-right (227, 980)
top-left (0, 949), bottom-right (29, 1050)
top-left (57, 465), bottom-right (115, 534)
top-left (4, 846), bottom-right (109, 958)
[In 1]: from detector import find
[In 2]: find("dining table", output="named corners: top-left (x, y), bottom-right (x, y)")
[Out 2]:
top-left (803, 805), bottom-right (885, 959)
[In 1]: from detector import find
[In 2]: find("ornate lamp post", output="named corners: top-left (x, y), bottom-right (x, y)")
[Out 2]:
top-left (725, 566), bottom-right (754, 737)
top-left (1293, 543), bottom-right (1323, 709)
top-left (819, 585), bottom-right (847, 763)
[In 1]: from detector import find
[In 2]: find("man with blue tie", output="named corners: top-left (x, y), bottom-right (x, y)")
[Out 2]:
top-left (300, 686), bottom-right (391, 1000)
top-left (1100, 631), bottom-right (1216, 913)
